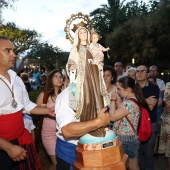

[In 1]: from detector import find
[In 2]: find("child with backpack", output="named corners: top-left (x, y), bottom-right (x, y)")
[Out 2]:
top-left (109, 76), bottom-right (149, 170)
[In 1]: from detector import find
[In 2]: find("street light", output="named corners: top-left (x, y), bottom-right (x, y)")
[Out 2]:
top-left (38, 57), bottom-right (41, 71)
top-left (132, 58), bottom-right (135, 64)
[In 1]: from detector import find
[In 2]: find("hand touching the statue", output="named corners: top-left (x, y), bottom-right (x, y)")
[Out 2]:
top-left (62, 69), bottom-right (70, 90)
top-left (96, 108), bottom-right (110, 127)
top-left (61, 76), bottom-right (70, 91)
top-left (111, 87), bottom-right (117, 101)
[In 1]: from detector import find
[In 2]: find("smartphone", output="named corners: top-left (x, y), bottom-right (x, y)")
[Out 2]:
top-left (105, 105), bottom-right (110, 113)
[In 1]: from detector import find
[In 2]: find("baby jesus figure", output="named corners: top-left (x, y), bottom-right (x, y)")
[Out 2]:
top-left (89, 32), bottom-right (110, 66)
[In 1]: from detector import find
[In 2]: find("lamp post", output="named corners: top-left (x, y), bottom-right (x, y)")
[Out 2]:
top-left (132, 58), bottom-right (135, 65)
top-left (38, 57), bottom-right (41, 72)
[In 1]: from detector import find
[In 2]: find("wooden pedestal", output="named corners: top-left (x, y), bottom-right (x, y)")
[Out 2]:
top-left (73, 141), bottom-right (128, 170)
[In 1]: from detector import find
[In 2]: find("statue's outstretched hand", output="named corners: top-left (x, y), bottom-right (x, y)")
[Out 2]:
top-left (69, 65), bottom-right (76, 70)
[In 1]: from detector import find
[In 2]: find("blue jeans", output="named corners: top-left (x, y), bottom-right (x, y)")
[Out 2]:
top-left (122, 139), bottom-right (140, 159)
top-left (138, 122), bottom-right (157, 170)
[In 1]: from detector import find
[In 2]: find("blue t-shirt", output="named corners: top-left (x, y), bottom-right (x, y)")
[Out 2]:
top-left (33, 72), bottom-right (41, 87)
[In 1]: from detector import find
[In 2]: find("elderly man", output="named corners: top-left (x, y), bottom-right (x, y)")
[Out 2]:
top-left (136, 65), bottom-right (159, 170)
top-left (149, 65), bottom-right (165, 96)
top-left (0, 36), bottom-right (54, 170)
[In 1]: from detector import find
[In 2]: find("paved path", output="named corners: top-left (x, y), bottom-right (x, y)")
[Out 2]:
top-left (154, 154), bottom-right (167, 170)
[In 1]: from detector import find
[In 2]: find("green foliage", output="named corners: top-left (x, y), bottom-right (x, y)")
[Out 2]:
top-left (27, 43), bottom-right (68, 71)
top-left (0, 0), bottom-right (17, 9)
top-left (90, 0), bottom-right (127, 45)
top-left (56, 52), bottom-right (69, 69)
top-left (29, 89), bottom-right (41, 103)
top-left (0, 22), bottom-right (42, 71)
top-left (0, 22), bottom-right (41, 55)
top-left (90, 0), bottom-right (170, 69)
top-left (28, 89), bottom-right (42, 127)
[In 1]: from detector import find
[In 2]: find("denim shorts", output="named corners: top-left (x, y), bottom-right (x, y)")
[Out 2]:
top-left (121, 139), bottom-right (140, 159)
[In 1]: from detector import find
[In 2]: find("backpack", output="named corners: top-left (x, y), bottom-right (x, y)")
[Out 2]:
top-left (125, 98), bottom-right (152, 142)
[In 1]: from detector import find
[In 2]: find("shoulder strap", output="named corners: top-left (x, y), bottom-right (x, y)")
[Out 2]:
top-left (125, 116), bottom-right (136, 133)
top-left (128, 98), bottom-right (142, 109)
top-left (125, 98), bottom-right (141, 134)
top-left (117, 119), bottom-right (123, 130)
top-left (43, 93), bottom-right (49, 104)
top-left (40, 86), bottom-right (50, 104)
top-left (117, 98), bottom-right (141, 133)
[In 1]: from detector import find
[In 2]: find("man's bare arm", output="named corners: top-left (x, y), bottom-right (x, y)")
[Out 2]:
top-left (62, 108), bottom-right (110, 138)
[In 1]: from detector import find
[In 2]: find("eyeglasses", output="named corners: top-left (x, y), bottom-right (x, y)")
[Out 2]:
top-left (149, 70), bottom-right (157, 73)
top-left (136, 70), bottom-right (148, 74)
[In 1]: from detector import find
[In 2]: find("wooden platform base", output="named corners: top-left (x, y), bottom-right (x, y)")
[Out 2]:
top-left (73, 141), bottom-right (128, 170)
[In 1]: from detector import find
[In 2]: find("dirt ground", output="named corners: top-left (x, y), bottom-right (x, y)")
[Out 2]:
top-left (38, 144), bottom-right (51, 170)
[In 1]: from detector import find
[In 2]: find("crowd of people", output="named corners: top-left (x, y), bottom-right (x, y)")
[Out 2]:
top-left (0, 27), bottom-right (170, 170)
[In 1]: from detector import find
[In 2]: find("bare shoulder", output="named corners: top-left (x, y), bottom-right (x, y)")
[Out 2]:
top-left (36, 92), bottom-right (45, 105)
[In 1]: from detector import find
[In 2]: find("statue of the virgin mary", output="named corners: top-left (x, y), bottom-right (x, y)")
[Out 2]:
top-left (65, 13), bottom-right (110, 137)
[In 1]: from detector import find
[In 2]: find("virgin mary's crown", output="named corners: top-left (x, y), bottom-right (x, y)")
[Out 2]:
top-left (64, 12), bottom-right (93, 44)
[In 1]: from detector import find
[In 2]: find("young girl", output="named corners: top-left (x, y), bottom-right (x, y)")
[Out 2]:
top-left (89, 32), bottom-right (110, 65)
top-left (109, 76), bottom-right (149, 170)
top-left (36, 69), bottom-right (64, 170)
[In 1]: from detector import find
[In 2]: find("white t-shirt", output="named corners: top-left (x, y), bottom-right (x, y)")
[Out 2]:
top-left (55, 88), bottom-right (79, 145)
top-left (117, 72), bottom-right (126, 81)
top-left (156, 78), bottom-right (166, 92)
top-left (0, 69), bottom-right (37, 115)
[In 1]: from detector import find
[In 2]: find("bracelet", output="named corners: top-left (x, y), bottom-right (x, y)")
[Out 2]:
top-left (110, 99), bottom-right (117, 102)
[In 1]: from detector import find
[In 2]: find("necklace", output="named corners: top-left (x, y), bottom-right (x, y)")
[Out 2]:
top-left (107, 84), bottom-right (111, 91)
top-left (0, 77), bottom-right (18, 108)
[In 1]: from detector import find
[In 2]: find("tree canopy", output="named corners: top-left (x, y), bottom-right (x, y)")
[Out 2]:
top-left (26, 43), bottom-right (68, 71)
top-left (0, 22), bottom-right (41, 55)
top-left (0, 21), bottom-right (68, 72)
top-left (90, 0), bottom-right (170, 69)
top-left (0, 0), bottom-right (17, 9)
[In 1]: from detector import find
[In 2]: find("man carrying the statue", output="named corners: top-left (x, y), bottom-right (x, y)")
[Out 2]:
top-left (55, 13), bottom-right (112, 170)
